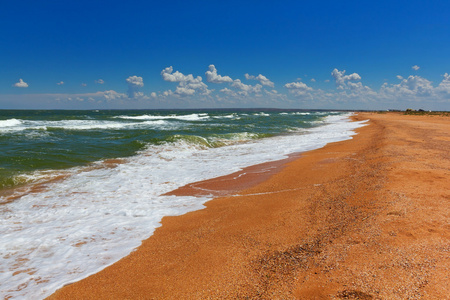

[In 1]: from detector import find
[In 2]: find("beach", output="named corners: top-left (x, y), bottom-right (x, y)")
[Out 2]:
top-left (47, 112), bottom-right (450, 299)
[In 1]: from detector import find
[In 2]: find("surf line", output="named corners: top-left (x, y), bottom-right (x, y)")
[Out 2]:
top-left (171, 182), bottom-right (322, 198)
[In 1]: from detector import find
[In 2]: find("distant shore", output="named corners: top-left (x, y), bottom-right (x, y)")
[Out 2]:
top-left (49, 112), bottom-right (450, 299)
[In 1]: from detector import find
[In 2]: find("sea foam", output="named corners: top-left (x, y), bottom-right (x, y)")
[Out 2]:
top-left (115, 113), bottom-right (210, 121)
top-left (0, 119), bottom-right (174, 132)
top-left (0, 118), bottom-right (22, 127)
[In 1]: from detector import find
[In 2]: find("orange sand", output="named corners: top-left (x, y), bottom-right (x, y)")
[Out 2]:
top-left (49, 112), bottom-right (449, 299)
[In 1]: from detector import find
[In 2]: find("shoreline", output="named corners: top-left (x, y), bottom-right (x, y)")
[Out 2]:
top-left (49, 112), bottom-right (449, 299)
top-left (164, 152), bottom-right (303, 198)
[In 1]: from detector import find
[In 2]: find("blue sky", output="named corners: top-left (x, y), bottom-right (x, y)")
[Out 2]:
top-left (1, 0), bottom-right (449, 110)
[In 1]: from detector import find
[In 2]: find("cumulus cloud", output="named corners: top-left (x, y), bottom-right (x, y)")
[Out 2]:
top-left (96, 90), bottom-right (128, 101)
top-left (95, 79), bottom-right (105, 84)
top-left (161, 66), bottom-right (212, 97)
top-left (436, 73), bottom-right (450, 96)
top-left (310, 78), bottom-right (316, 82)
top-left (13, 79), bottom-right (28, 88)
top-left (174, 86), bottom-right (196, 96)
top-left (284, 81), bottom-right (312, 90)
top-left (284, 81), bottom-right (314, 96)
top-left (163, 90), bottom-right (173, 97)
top-left (380, 75), bottom-right (436, 101)
top-left (331, 69), bottom-right (362, 90)
top-left (161, 66), bottom-right (202, 84)
top-left (284, 72), bottom-right (376, 104)
top-left (220, 87), bottom-right (237, 97)
top-left (283, 80), bottom-right (333, 104)
top-left (245, 73), bottom-right (274, 87)
top-left (56, 81), bottom-right (64, 85)
top-left (126, 75), bottom-right (144, 98)
top-left (412, 65), bottom-right (420, 71)
top-left (264, 89), bottom-right (287, 101)
top-left (231, 79), bottom-right (262, 95)
top-left (126, 75), bottom-right (144, 87)
top-left (397, 75), bottom-right (404, 80)
top-left (205, 65), bottom-right (233, 83)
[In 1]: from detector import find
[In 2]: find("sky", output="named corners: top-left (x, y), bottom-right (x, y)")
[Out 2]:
top-left (1, 0), bottom-right (449, 110)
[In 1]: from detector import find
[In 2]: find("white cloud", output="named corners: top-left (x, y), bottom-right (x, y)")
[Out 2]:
top-left (396, 75), bottom-right (403, 80)
top-left (245, 73), bottom-right (274, 87)
top-left (264, 89), bottom-right (287, 101)
top-left (205, 65), bottom-right (233, 83)
top-left (150, 92), bottom-right (157, 98)
top-left (161, 66), bottom-right (212, 97)
top-left (95, 79), bottom-right (105, 84)
top-left (310, 78), bottom-right (316, 82)
top-left (81, 83), bottom-right (87, 87)
top-left (331, 69), bottom-right (362, 90)
top-left (380, 75), bottom-right (435, 99)
top-left (56, 81), bottom-right (64, 85)
top-left (13, 79), bottom-right (28, 88)
top-left (220, 87), bottom-right (237, 97)
top-left (231, 79), bottom-right (262, 95)
top-left (412, 65), bottom-right (420, 71)
top-left (126, 76), bottom-right (144, 87)
top-left (101, 90), bottom-right (128, 101)
top-left (161, 66), bottom-right (202, 84)
top-left (175, 86), bottom-right (196, 96)
top-left (126, 76), bottom-right (144, 99)
top-left (436, 73), bottom-right (450, 96)
top-left (285, 72), bottom-right (377, 104)
top-left (284, 81), bottom-right (313, 96)
top-left (284, 81), bottom-right (312, 90)
top-left (163, 90), bottom-right (173, 97)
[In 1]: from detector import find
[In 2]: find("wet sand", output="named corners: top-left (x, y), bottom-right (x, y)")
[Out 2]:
top-left (49, 112), bottom-right (449, 299)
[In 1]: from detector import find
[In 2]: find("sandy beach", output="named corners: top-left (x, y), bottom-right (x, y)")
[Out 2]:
top-left (49, 112), bottom-right (449, 299)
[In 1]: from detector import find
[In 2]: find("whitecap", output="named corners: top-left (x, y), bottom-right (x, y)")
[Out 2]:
top-left (115, 113), bottom-right (210, 121)
top-left (0, 118), bottom-right (22, 128)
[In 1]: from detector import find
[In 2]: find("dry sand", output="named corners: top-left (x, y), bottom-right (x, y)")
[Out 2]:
top-left (49, 112), bottom-right (449, 299)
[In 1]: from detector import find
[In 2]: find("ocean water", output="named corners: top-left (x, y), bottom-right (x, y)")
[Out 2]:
top-left (0, 109), bottom-right (367, 299)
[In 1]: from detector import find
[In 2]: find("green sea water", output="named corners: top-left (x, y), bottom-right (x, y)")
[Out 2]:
top-left (0, 109), bottom-right (334, 190)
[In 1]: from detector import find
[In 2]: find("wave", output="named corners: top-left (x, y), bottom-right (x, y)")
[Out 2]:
top-left (0, 118), bottom-right (23, 127)
top-left (0, 119), bottom-right (173, 132)
top-left (47, 120), bottom-right (171, 130)
top-left (115, 113), bottom-right (210, 121)
top-left (279, 112), bottom-right (310, 116)
top-left (212, 113), bottom-right (240, 119)
top-left (293, 112), bottom-right (310, 115)
top-left (167, 132), bottom-right (270, 149)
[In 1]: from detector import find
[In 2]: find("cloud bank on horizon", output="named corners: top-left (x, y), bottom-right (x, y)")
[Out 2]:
top-left (3, 65), bottom-right (450, 110)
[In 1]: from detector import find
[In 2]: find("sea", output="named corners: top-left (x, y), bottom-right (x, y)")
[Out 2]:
top-left (0, 109), bottom-right (367, 299)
